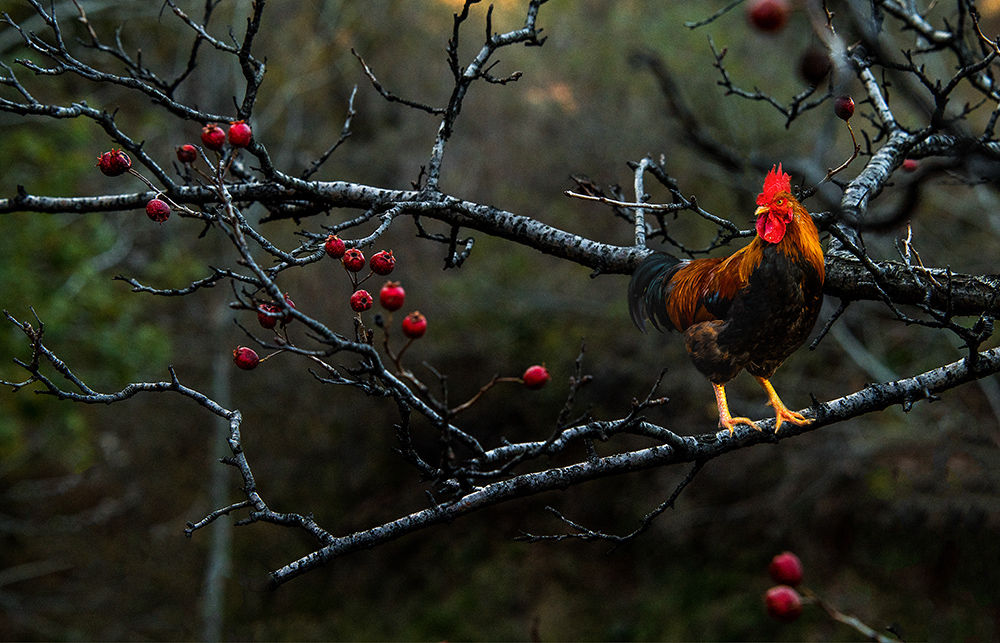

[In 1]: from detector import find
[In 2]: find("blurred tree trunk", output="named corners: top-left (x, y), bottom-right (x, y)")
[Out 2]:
top-left (200, 280), bottom-right (233, 641)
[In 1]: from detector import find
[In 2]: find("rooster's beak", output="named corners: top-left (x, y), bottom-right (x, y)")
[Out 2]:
top-left (754, 205), bottom-right (768, 218)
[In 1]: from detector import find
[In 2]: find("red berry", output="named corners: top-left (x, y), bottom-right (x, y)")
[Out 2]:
top-left (902, 158), bottom-right (919, 172)
top-left (282, 293), bottom-right (296, 324)
top-left (342, 248), bottom-right (366, 272)
top-left (747, 0), bottom-right (789, 33)
top-left (522, 364), bottom-right (550, 389)
top-left (379, 281), bottom-right (406, 311)
top-left (96, 149), bottom-right (132, 176)
top-left (834, 95), bottom-right (855, 121)
top-left (257, 303), bottom-right (281, 329)
top-left (350, 289), bottom-right (374, 312)
top-left (401, 311), bottom-right (427, 339)
top-left (768, 552), bottom-right (804, 586)
top-left (232, 346), bottom-right (260, 370)
top-left (369, 250), bottom-right (396, 275)
top-left (228, 120), bottom-right (252, 148)
top-left (176, 144), bottom-right (197, 164)
top-left (798, 46), bottom-right (831, 87)
top-left (145, 198), bottom-right (171, 223)
top-left (201, 123), bottom-right (226, 151)
top-left (764, 585), bottom-right (802, 622)
top-left (324, 234), bottom-right (346, 259)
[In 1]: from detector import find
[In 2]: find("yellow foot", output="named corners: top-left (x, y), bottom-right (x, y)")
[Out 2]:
top-left (713, 382), bottom-right (762, 434)
top-left (771, 406), bottom-right (813, 433)
top-left (719, 414), bottom-right (761, 434)
top-left (755, 377), bottom-right (812, 434)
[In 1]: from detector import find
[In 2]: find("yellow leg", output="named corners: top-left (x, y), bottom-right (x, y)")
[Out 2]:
top-left (755, 377), bottom-right (812, 433)
top-left (712, 383), bottom-right (761, 434)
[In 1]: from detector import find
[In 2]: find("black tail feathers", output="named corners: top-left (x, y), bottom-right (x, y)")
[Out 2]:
top-left (628, 251), bottom-right (683, 332)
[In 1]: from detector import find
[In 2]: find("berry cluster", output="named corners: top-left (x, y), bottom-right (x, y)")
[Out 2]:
top-left (764, 551), bottom-right (805, 622)
top-left (95, 132), bottom-right (549, 394)
top-left (323, 235), bottom-right (405, 320)
top-left (199, 121), bottom-right (252, 152)
top-left (97, 121), bottom-right (255, 226)
top-left (761, 551), bottom-right (896, 640)
top-left (255, 293), bottom-right (296, 330)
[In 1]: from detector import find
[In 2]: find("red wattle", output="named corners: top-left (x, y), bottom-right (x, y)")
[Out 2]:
top-left (757, 215), bottom-right (786, 244)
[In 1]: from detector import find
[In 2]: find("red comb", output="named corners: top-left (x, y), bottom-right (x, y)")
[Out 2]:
top-left (756, 163), bottom-right (792, 206)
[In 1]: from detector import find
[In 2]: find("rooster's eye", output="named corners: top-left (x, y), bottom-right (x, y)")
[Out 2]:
top-left (776, 198), bottom-right (785, 205)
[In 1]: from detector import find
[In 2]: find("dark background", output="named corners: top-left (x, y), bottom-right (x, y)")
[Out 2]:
top-left (1, 1), bottom-right (998, 640)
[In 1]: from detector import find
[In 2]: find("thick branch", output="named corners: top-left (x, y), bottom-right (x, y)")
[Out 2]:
top-left (825, 254), bottom-right (1000, 316)
top-left (268, 345), bottom-right (1000, 586)
top-left (4, 181), bottom-right (998, 314)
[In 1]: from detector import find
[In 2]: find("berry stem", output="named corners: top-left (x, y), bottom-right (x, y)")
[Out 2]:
top-left (355, 270), bottom-right (375, 287)
top-left (811, 119), bottom-right (862, 192)
top-left (127, 167), bottom-right (203, 218)
top-left (394, 337), bottom-right (415, 364)
top-left (800, 587), bottom-right (901, 643)
top-left (449, 375), bottom-right (522, 415)
top-left (825, 120), bottom-right (860, 179)
top-left (381, 315), bottom-right (395, 360)
top-left (258, 348), bottom-right (285, 364)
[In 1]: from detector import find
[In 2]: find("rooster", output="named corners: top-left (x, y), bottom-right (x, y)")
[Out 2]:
top-left (628, 164), bottom-right (824, 433)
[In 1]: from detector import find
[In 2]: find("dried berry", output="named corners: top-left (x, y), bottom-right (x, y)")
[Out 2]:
top-left (232, 346), bottom-right (260, 370)
top-left (379, 281), bottom-right (406, 311)
top-left (228, 120), bottom-right (252, 148)
top-left (369, 250), bottom-right (396, 275)
top-left (768, 552), bottom-right (804, 586)
top-left (96, 149), bottom-right (132, 176)
top-left (747, 0), bottom-right (789, 33)
top-left (401, 311), bottom-right (427, 339)
top-left (522, 364), bottom-right (550, 389)
top-left (201, 123), bottom-right (226, 151)
top-left (342, 248), bottom-right (366, 272)
top-left (257, 303), bottom-right (281, 329)
top-left (834, 95), bottom-right (855, 121)
top-left (324, 234), bottom-right (346, 259)
top-left (350, 289), bottom-right (374, 312)
top-left (145, 198), bottom-right (170, 223)
top-left (176, 144), bottom-right (198, 164)
top-left (764, 585), bottom-right (803, 622)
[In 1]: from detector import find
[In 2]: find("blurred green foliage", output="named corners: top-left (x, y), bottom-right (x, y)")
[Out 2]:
top-left (0, 119), bottom-right (173, 472)
top-left (1, 1), bottom-right (999, 641)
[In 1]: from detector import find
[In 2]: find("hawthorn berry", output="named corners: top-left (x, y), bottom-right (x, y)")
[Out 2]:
top-left (747, 0), bottom-right (789, 33)
top-left (768, 552), bottom-right (804, 586)
top-left (401, 311), bottom-right (427, 339)
top-left (350, 289), bottom-right (374, 312)
top-left (228, 120), bottom-right (252, 148)
top-left (342, 248), bottom-right (366, 272)
top-left (902, 158), bottom-right (919, 172)
top-left (201, 123), bottom-right (226, 151)
top-left (764, 585), bottom-right (803, 622)
top-left (282, 293), bottom-right (296, 323)
top-left (257, 303), bottom-right (281, 329)
top-left (798, 46), bottom-right (830, 87)
top-left (834, 95), bottom-right (855, 121)
top-left (145, 198), bottom-right (171, 223)
top-left (232, 346), bottom-right (260, 370)
top-left (379, 281), bottom-right (405, 311)
top-left (176, 144), bottom-right (197, 164)
top-left (369, 250), bottom-right (396, 275)
top-left (324, 234), bottom-right (347, 259)
top-left (522, 364), bottom-right (550, 389)
top-left (96, 149), bottom-right (132, 176)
